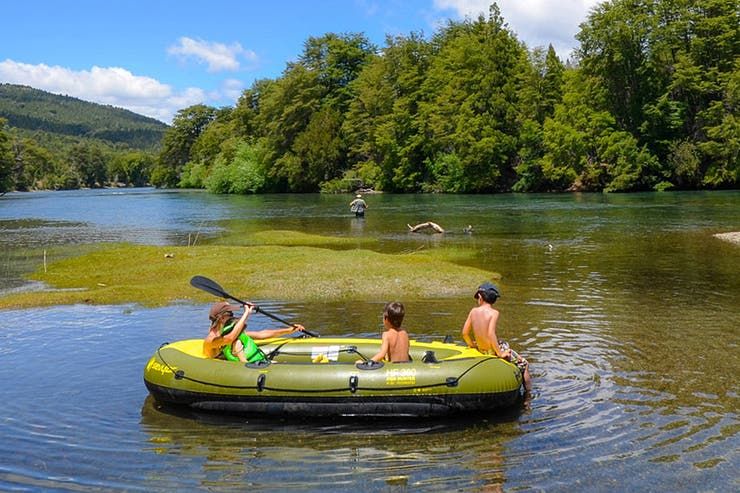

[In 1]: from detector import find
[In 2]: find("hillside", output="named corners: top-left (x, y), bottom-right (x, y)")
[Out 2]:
top-left (0, 83), bottom-right (168, 150)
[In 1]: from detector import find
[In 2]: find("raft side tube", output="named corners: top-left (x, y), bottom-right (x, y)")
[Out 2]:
top-left (144, 381), bottom-right (523, 417)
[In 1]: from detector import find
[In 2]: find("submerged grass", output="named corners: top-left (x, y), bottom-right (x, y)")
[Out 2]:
top-left (215, 228), bottom-right (379, 249)
top-left (0, 230), bottom-right (497, 309)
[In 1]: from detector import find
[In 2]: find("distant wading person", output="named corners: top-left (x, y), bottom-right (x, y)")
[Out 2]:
top-left (462, 282), bottom-right (532, 392)
top-left (349, 194), bottom-right (368, 217)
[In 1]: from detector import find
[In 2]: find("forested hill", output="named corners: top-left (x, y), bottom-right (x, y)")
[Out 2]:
top-left (0, 84), bottom-right (167, 149)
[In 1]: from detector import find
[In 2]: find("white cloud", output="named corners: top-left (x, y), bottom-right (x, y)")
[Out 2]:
top-left (220, 78), bottom-right (245, 101)
top-left (433, 0), bottom-right (602, 59)
top-left (168, 37), bottom-right (257, 72)
top-left (0, 59), bottom-right (206, 122)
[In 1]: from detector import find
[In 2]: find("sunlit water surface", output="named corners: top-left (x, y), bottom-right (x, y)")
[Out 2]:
top-left (0, 188), bottom-right (738, 492)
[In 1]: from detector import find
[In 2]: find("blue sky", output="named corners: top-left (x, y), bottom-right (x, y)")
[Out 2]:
top-left (1, 0), bottom-right (600, 123)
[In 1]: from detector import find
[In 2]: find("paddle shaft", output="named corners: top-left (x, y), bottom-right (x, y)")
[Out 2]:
top-left (190, 276), bottom-right (319, 337)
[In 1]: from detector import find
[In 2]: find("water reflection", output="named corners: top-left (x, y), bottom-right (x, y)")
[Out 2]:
top-left (350, 216), bottom-right (365, 235)
top-left (140, 396), bottom-right (519, 491)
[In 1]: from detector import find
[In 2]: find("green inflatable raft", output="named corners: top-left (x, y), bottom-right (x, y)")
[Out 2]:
top-left (144, 337), bottom-right (525, 417)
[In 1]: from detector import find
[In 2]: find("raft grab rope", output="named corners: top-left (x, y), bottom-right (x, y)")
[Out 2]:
top-left (156, 346), bottom-right (498, 393)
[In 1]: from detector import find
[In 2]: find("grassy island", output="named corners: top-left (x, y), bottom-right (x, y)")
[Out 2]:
top-left (0, 231), bottom-right (497, 309)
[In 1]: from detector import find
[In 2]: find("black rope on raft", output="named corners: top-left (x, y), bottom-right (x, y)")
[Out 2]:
top-left (263, 341), bottom-right (291, 361)
top-left (155, 347), bottom-right (500, 393)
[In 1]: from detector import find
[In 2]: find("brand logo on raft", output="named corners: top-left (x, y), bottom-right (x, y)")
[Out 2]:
top-left (385, 368), bottom-right (417, 385)
top-left (146, 359), bottom-right (176, 376)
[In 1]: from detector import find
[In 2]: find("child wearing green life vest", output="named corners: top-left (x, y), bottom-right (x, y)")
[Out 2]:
top-left (203, 301), bottom-right (303, 363)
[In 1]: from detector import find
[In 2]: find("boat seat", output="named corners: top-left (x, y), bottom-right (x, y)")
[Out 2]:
top-left (422, 351), bottom-right (438, 363)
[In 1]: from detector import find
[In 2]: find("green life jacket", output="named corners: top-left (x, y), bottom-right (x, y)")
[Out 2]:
top-left (221, 321), bottom-right (266, 363)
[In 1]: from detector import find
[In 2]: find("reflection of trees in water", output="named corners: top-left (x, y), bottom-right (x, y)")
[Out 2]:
top-left (350, 217), bottom-right (365, 235)
top-left (140, 396), bottom-right (521, 490)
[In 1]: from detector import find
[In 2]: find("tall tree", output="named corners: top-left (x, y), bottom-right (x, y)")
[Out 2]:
top-left (513, 45), bottom-right (565, 191)
top-left (0, 119), bottom-right (14, 193)
top-left (68, 142), bottom-right (108, 187)
top-left (343, 32), bottom-right (433, 191)
top-left (577, 0), bottom-right (661, 138)
top-left (255, 33), bottom-right (375, 191)
top-left (422, 5), bottom-right (526, 192)
top-left (151, 104), bottom-right (217, 187)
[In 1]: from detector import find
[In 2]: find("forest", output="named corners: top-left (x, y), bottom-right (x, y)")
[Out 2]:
top-left (1, 0), bottom-right (737, 194)
top-left (0, 84), bottom-right (165, 192)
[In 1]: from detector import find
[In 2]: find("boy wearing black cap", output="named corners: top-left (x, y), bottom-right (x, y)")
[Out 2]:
top-left (462, 282), bottom-right (531, 391)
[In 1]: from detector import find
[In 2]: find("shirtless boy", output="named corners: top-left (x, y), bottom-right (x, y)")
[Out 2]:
top-left (462, 282), bottom-right (532, 391)
top-left (367, 301), bottom-right (410, 363)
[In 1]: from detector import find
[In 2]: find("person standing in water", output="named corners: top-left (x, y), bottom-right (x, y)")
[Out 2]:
top-left (462, 282), bottom-right (532, 391)
top-left (349, 194), bottom-right (368, 217)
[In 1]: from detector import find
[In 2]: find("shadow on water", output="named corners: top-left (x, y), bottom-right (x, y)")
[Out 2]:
top-left (139, 395), bottom-right (524, 491)
top-left (140, 395), bottom-right (527, 434)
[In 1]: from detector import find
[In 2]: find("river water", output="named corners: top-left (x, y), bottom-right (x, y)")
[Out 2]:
top-left (0, 188), bottom-right (738, 492)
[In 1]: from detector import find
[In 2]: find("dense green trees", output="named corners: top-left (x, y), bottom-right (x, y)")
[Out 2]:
top-left (0, 84), bottom-right (166, 148)
top-left (155, 0), bottom-right (735, 194)
top-left (573, 0), bottom-right (738, 190)
top-left (0, 85), bottom-right (162, 191)
top-left (3, 1), bottom-right (736, 194)
top-left (0, 119), bottom-right (14, 193)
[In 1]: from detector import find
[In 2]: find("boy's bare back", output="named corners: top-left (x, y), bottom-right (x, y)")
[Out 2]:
top-left (465, 304), bottom-right (500, 352)
top-left (383, 328), bottom-right (410, 362)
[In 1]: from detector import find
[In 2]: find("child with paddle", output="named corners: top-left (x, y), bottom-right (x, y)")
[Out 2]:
top-left (204, 301), bottom-right (304, 363)
top-left (462, 282), bottom-right (532, 392)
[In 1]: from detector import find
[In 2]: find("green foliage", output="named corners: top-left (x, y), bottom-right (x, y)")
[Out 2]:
top-left (154, 104), bottom-right (217, 188)
top-left (0, 85), bottom-right (165, 191)
top-left (109, 151), bottom-right (154, 187)
top-left (576, 0), bottom-right (738, 190)
top-left (11, 1), bottom-right (736, 194)
top-left (68, 142), bottom-right (108, 187)
top-left (204, 140), bottom-right (268, 194)
top-left (421, 6), bottom-right (526, 192)
top-left (697, 59), bottom-right (739, 187)
top-left (0, 84), bottom-right (166, 148)
top-left (0, 119), bottom-right (13, 193)
top-left (428, 153), bottom-right (466, 192)
top-left (599, 130), bottom-right (660, 192)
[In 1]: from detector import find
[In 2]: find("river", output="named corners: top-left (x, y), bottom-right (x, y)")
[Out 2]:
top-left (0, 188), bottom-right (738, 491)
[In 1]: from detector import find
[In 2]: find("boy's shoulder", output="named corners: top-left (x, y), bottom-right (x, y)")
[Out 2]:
top-left (472, 304), bottom-right (498, 315)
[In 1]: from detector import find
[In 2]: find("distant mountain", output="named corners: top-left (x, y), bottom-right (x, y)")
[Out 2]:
top-left (0, 83), bottom-right (168, 150)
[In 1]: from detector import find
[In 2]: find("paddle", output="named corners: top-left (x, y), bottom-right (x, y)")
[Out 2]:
top-left (190, 275), bottom-right (319, 337)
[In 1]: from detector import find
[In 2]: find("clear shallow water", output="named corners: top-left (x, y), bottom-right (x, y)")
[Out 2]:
top-left (0, 188), bottom-right (738, 492)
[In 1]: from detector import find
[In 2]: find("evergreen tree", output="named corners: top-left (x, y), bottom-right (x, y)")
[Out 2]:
top-left (0, 119), bottom-right (13, 193)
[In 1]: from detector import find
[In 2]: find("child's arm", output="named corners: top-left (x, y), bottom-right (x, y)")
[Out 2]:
top-left (247, 324), bottom-right (303, 340)
top-left (222, 305), bottom-right (252, 344)
top-left (369, 332), bottom-right (391, 362)
top-left (486, 311), bottom-right (509, 358)
top-left (462, 311), bottom-right (477, 348)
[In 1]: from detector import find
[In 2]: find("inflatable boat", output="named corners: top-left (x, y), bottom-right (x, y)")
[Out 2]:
top-left (144, 337), bottom-right (525, 417)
